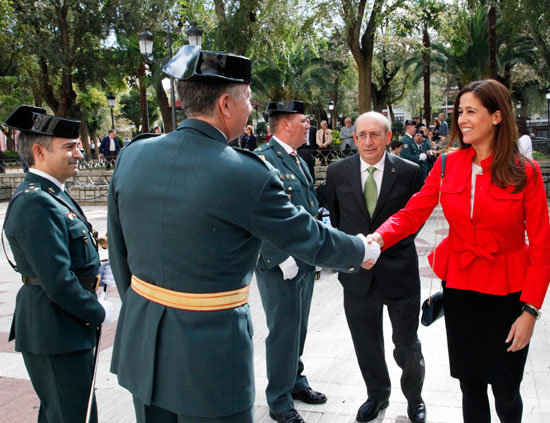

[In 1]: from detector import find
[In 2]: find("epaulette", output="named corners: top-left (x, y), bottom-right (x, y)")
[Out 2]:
top-left (22, 183), bottom-right (41, 195)
top-left (255, 142), bottom-right (273, 153)
top-left (235, 147), bottom-right (273, 170)
top-left (127, 132), bottom-right (162, 147)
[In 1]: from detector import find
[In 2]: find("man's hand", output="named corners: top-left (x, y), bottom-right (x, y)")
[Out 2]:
top-left (279, 256), bottom-right (299, 280)
top-left (357, 234), bottom-right (381, 270)
top-left (367, 232), bottom-right (385, 248)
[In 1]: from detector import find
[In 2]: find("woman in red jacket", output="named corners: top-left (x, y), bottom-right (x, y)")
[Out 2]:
top-left (368, 79), bottom-right (550, 423)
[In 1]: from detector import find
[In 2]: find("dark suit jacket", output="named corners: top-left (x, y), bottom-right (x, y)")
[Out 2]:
top-left (99, 135), bottom-right (120, 156)
top-left (307, 126), bottom-right (317, 149)
top-left (326, 153), bottom-right (423, 299)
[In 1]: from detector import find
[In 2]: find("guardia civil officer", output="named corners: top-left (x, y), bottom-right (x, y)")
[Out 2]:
top-left (254, 101), bottom-right (326, 423)
top-left (107, 45), bottom-right (380, 423)
top-left (3, 106), bottom-right (113, 423)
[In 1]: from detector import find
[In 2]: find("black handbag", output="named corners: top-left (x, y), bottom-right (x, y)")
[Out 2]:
top-left (421, 290), bottom-right (444, 326)
top-left (420, 153), bottom-right (447, 327)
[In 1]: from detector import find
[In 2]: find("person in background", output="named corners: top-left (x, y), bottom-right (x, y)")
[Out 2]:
top-left (153, 126), bottom-right (162, 134)
top-left (240, 125), bottom-right (257, 151)
top-left (438, 112), bottom-right (449, 144)
top-left (99, 129), bottom-right (119, 170)
top-left (389, 140), bottom-right (403, 155)
top-left (339, 117), bottom-right (356, 153)
top-left (316, 120), bottom-right (332, 165)
top-left (517, 119), bottom-right (533, 159)
top-left (368, 79), bottom-right (550, 423)
top-left (265, 125), bottom-right (273, 143)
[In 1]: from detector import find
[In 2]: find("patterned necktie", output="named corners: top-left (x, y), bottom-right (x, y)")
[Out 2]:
top-left (322, 130), bottom-right (326, 145)
top-left (364, 166), bottom-right (377, 217)
top-left (290, 151), bottom-right (307, 180)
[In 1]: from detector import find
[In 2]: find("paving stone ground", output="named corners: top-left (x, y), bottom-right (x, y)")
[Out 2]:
top-left (1, 202), bottom-right (549, 422)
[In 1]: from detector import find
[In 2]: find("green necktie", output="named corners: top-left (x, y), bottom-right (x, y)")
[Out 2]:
top-left (364, 166), bottom-right (377, 217)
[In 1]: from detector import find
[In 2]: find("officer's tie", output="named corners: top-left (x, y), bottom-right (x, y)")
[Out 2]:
top-left (290, 151), bottom-right (307, 181)
top-left (364, 166), bottom-right (377, 217)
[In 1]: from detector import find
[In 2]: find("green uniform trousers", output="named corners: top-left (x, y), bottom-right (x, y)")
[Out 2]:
top-left (255, 267), bottom-right (315, 413)
top-left (22, 349), bottom-right (97, 423)
top-left (133, 398), bottom-right (253, 422)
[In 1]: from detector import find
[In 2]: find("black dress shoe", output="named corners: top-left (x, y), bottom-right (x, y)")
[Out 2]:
top-left (269, 408), bottom-right (305, 423)
top-left (356, 398), bottom-right (389, 422)
top-left (291, 387), bottom-right (327, 404)
top-left (407, 401), bottom-right (426, 423)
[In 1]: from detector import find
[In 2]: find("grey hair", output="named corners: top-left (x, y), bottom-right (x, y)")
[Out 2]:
top-left (17, 132), bottom-right (53, 167)
top-left (355, 111), bottom-right (391, 133)
top-left (178, 80), bottom-right (247, 117)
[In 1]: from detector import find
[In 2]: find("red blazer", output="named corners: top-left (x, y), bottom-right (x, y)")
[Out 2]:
top-left (377, 147), bottom-right (550, 308)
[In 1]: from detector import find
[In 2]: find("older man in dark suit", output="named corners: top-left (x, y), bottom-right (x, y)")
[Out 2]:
top-left (326, 111), bottom-right (426, 423)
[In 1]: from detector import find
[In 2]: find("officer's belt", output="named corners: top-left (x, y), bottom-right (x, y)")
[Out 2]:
top-left (131, 275), bottom-right (249, 311)
top-left (23, 275), bottom-right (100, 292)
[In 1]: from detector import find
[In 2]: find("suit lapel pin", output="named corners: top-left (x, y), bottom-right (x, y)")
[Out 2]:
top-left (391, 168), bottom-right (396, 173)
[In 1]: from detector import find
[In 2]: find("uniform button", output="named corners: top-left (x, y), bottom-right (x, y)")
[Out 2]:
top-left (349, 267), bottom-right (355, 271)
top-left (267, 259), bottom-right (271, 263)
top-left (310, 201), bottom-right (315, 207)
top-left (82, 230), bottom-right (86, 234)
top-left (288, 187), bottom-right (293, 191)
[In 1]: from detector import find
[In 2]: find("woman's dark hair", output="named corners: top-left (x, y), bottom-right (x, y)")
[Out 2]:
top-left (389, 140), bottom-right (403, 151)
top-left (448, 79), bottom-right (526, 191)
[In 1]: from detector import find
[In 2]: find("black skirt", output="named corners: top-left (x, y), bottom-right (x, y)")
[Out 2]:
top-left (443, 285), bottom-right (529, 387)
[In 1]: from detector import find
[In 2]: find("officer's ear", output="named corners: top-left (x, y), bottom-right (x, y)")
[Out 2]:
top-left (32, 143), bottom-right (47, 163)
top-left (217, 93), bottom-right (232, 119)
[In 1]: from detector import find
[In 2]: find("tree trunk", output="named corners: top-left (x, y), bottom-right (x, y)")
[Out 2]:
top-left (80, 121), bottom-right (91, 157)
top-left (422, 25), bottom-right (431, 125)
top-left (488, 2), bottom-right (498, 80)
top-left (154, 76), bottom-right (173, 133)
top-left (138, 63), bottom-right (149, 133)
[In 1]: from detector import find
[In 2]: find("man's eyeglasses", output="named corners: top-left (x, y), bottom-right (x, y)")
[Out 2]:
top-left (356, 131), bottom-right (384, 141)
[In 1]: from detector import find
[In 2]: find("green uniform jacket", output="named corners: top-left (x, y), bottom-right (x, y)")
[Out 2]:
top-left (255, 139), bottom-right (319, 270)
top-left (108, 119), bottom-right (365, 418)
top-left (5, 173), bottom-right (104, 355)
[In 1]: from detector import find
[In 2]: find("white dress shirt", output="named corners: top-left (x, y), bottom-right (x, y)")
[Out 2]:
top-left (360, 152), bottom-right (386, 199)
top-left (29, 168), bottom-right (65, 191)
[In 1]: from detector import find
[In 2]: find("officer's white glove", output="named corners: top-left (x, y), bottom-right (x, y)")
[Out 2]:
top-left (357, 234), bottom-right (381, 263)
top-left (99, 260), bottom-right (115, 287)
top-left (98, 298), bottom-right (114, 325)
top-left (419, 153), bottom-right (427, 161)
top-left (279, 256), bottom-right (299, 280)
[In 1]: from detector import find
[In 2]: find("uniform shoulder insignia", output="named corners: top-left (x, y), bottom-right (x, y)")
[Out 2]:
top-left (235, 148), bottom-right (272, 170)
top-left (127, 132), bottom-right (162, 147)
top-left (23, 185), bottom-right (41, 194)
top-left (403, 143), bottom-right (408, 148)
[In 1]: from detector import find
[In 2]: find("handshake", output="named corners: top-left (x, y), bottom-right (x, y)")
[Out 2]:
top-left (358, 233), bottom-right (384, 270)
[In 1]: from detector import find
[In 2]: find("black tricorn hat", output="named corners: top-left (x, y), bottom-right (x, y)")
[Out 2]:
top-left (163, 45), bottom-right (251, 83)
top-left (266, 100), bottom-right (306, 117)
top-left (404, 119), bottom-right (416, 126)
top-left (4, 105), bottom-right (81, 139)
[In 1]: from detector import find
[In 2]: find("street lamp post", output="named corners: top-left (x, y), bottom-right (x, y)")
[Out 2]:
top-left (163, 22), bottom-right (177, 132)
top-left (546, 91), bottom-right (550, 141)
top-left (516, 101), bottom-right (521, 119)
top-left (106, 93), bottom-right (116, 129)
top-left (186, 23), bottom-right (203, 47)
top-left (138, 31), bottom-right (154, 132)
top-left (328, 101), bottom-right (334, 129)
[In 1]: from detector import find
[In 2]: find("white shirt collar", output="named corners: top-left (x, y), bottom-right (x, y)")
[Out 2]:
top-left (360, 152), bottom-right (386, 174)
top-left (29, 168), bottom-right (65, 191)
top-left (405, 132), bottom-right (414, 139)
top-left (272, 135), bottom-right (295, 155)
